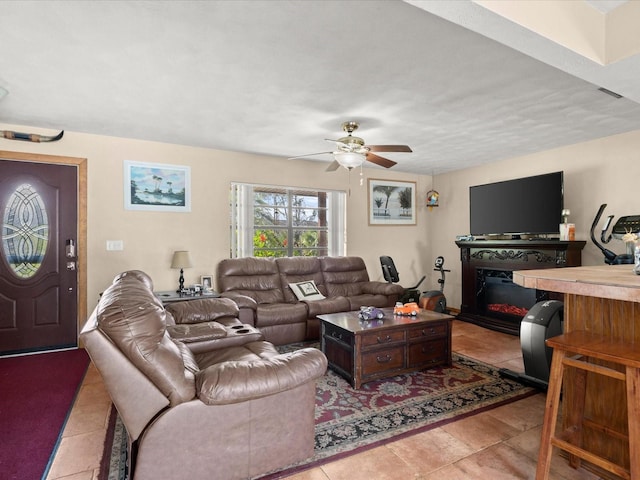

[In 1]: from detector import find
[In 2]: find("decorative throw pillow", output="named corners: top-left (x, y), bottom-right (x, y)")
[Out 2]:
top-left (288, 280), bottom-right (326, 302)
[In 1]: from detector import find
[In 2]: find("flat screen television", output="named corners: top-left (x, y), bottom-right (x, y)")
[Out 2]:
top-left (469, 171), bottom-right (564, 237)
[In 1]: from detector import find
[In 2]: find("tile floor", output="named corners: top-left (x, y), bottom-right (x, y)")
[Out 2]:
top-left (46, 320), bottom-right (605, 480)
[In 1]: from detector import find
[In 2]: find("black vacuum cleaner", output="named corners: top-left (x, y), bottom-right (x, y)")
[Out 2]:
top-left (499, 299), bottom-right (564, 391)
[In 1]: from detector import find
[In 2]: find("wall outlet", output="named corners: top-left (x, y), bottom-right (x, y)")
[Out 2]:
top-left (106, 240), bottom-right (124, 251)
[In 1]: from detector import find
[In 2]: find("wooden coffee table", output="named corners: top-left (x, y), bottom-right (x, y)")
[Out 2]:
top-left (318, 308), bottom-right (453, 388)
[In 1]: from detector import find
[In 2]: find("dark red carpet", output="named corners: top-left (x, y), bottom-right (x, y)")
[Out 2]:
top-left (0, 349), bottom-right (89, 480)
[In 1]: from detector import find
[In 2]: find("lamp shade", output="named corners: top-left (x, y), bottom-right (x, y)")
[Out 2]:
top-left (334, 151), bottom-right (365, 169)
top-left (171, 250), bottom-right (193, 269)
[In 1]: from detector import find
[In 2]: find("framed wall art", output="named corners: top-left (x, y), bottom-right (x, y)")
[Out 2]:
top-left (124, 161), bottom-right (191, 212)
top-left (368, 178), bottom-right (416, 225)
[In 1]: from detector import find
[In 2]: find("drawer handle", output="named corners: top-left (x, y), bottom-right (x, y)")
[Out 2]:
top-left (376, 354), bottom-right (392, 363)
top-left (421, 328), bottom-right (436, 336)
top-left (377, 335), bottom-right (392, 344)
top-left (421, 345), bottom-right (434, 353)
top-left (331, 331), bottom-right (343, 340)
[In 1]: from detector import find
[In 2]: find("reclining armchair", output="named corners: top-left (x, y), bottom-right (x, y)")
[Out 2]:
top-left (81, 270), bottom-right (327, 480)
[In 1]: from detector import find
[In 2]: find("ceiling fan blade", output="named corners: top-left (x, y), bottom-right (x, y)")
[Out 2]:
top-left (326, 160), bottom-right (340, 172)
top-left (288, 151), bottom-right (333, 160)
top-left (366, 152), bottom-right (397, 168)
top-left (367, 145), bottom-right (412, 153)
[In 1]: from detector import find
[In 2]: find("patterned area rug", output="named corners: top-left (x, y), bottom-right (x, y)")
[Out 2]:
top-left (100, 346), bottom-right (534, 479)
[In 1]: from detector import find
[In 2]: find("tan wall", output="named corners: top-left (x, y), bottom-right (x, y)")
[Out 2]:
top-left (3, 123), bottom-right (640, 326)
top-left (0, 124), bottom-right (433, 319)
top-left (430, 129), bottom-right (640, 308)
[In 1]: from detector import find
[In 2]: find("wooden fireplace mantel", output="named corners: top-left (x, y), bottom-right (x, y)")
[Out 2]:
top-left (455, 239), bottom-right (586, 335)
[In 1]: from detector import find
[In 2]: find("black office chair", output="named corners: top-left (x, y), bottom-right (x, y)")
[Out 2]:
top-left (380, 256), bottom-right (424, 303)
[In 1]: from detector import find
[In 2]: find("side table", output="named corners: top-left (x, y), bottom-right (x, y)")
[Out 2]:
top-left (154, 290), bottom-right (220, 304)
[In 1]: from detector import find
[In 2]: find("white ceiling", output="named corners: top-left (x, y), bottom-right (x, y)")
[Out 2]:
top-left (1, 0), bottom-right (640, 175)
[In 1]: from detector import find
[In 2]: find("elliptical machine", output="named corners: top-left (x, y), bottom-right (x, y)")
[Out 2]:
top-left (590, 203), bottom-right (639, 264)
top-left (419, 256), bottom-right (449, 313)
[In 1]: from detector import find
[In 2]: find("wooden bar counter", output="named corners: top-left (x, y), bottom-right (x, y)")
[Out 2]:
top-left (514, 264), bottom-right (640, 475)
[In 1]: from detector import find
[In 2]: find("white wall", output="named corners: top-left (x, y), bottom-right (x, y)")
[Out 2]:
top-left (430, 129), bottom-right (640, 308)
top-left (3, 123), bottom-right (640, 322)
top-left (0, 123), bottom-right (433, 317)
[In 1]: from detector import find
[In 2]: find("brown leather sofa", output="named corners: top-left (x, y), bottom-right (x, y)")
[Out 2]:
top-left (81, 270), bottom-right (327, 480)
top-left (216, 256), bottom-right (404, 345)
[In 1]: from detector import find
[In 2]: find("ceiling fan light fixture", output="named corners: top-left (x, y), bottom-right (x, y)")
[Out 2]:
top-left (333, 151), bottom-right (365, 169)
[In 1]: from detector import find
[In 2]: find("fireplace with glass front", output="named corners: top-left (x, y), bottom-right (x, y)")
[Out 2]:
top-left (455, 240), bottom-right (585, 335)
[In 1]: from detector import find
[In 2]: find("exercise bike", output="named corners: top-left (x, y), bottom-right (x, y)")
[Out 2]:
top-left (379, 256), bottom-right (449, 313)
top-left (419, 256), bottom-right (449, 313)
top-left (590, 203), bottom-right (640, 265)
top-left (380, 256), bottom-right (424, 304)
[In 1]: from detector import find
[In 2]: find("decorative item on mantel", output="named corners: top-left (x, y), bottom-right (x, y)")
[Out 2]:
top-left (622, 230), bottom-right (638, 257)
top-left (426, 172), bottom-right (439, 211)
top-left (559, 209), bottom-right (575, 241)
top-left (171, 250), bottom-right (193, 293)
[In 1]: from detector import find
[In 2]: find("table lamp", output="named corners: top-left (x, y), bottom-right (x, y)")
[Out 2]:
top-left (171, 250), bottom-right (193, 293)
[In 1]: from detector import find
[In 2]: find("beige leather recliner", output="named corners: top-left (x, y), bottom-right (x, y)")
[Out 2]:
top-left (81, 270), bottom-right (327, 480)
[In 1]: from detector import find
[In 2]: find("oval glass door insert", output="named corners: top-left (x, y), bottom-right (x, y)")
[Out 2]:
top-left (2, 183), bottom-right (49, 278)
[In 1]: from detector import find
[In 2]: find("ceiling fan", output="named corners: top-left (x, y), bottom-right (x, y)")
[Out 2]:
top-left (290, 121), bottom-right (412, 171)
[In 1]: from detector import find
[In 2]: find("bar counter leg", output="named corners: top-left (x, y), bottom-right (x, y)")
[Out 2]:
top-left (626, 366), bottom-right (640, 478)
top-left (566, 367), bottom-right (587, 469)
top-left (536, 349), bottom-right (566, 480)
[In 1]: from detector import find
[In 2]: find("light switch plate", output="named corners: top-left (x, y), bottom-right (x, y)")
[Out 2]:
top-left (106, 240), bottom-right (124, 251)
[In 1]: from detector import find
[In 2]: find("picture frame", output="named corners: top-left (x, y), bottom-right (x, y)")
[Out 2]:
top-left (368, 178), bottom-right (417, 225)
top-left (200, 275), bottom-right (213, 291)
top-left (124, 160), bottom-right (191, 212)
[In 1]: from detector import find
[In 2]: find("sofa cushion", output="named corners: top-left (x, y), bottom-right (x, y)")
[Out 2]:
top-left (304, 296), bottom-right (351, 317)
top-left (276, 257), bottom-right (328, 303)
top-left (288, 280), bottom-right (325, 302)
top-left (256, 302), bottom-right (308, 327)
top-left (217, 257), bottom-right (285, 304)
top-left (167, 322), bottom-right (228, 343)
top-left (344, 294), bottom-right (390, 310)
top-left (165, 297), bottom-right (239, 324)
top-left (195, 340), bottom-right (280, 366)
top-left (196, 345), bottom-right (328, 405)
top-left (318, 257), bottom-right (403, 310)
top-left (319, 256), bottom-right (372, 297)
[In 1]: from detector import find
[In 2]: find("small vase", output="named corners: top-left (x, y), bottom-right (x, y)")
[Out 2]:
top-left (626, 241), bottom-right (635, 256)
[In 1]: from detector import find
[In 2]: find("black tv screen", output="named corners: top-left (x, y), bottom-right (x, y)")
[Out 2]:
top-left (469, 171), bottom-right (563, 237)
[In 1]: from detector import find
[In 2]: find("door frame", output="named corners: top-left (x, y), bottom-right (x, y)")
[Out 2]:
top-left (0, 150), bottom-right (88, 340)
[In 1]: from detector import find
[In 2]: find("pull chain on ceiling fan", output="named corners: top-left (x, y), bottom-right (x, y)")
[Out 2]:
top-left (289, 121), bottom-right (412, 172)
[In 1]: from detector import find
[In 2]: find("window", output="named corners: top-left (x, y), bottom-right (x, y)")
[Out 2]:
top-left (230, 183), bottom-right (346, 258)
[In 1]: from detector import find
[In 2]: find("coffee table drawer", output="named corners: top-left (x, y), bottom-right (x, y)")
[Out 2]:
top-left (323, 322), bottom-right (354, 346)
top-left (362, 346), bottom-right (404, 375)
top-left (407, 323), bottom-right (448, 340)
top-left (408, 340), bottom-right (447, 367)
top-left (361, 329), bottom-right (405, 348)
